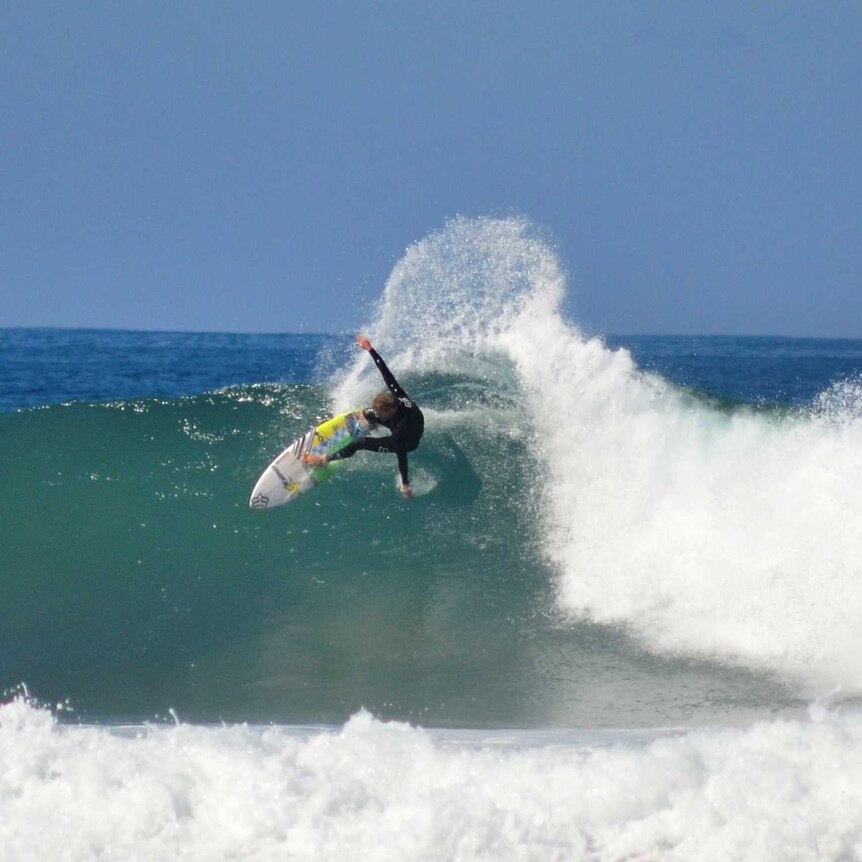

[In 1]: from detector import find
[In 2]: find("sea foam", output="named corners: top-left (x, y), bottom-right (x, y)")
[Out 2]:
top-left (2, 698), bottom-right (862, 861)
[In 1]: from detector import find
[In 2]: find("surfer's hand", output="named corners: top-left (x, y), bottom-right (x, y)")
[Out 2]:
top-left (355, 334), bottom-right (373, 352)
top-left (302, 453), bottom-right (327, 467)
top-left (400, 483), bottom-right (414, 499)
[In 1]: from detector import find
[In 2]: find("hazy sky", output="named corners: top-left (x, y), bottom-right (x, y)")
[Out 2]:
top-left (3, 1), bottom-right (861, 336)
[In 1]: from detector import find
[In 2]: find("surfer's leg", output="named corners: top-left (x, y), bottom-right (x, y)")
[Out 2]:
top-left (327, 437), bottom-right (396, 463)
top-left (325, 441), bottom-right (359, 463)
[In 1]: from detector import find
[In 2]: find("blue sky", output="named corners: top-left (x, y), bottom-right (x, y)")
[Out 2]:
top-left (2, 1), bottom-right (861, 336)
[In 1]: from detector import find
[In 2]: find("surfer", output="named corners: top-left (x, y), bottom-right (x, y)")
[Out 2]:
top-left (302, 334), bottom-right (425, 498)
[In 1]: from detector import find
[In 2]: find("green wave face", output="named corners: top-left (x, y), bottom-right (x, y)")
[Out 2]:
top-left (1, 380), bottom-right (570, 726)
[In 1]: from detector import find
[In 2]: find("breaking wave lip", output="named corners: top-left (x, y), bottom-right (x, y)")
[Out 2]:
top-left (3, 696), bottom-right (862, 862)
top-left (333, 216), bottom-right (862, 694)
top-left (813, 374), bottom-right (862, 425)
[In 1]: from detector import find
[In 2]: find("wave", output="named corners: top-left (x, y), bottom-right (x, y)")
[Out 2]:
top-left (337, 216), bottom-right (862, 693)
top-left (0, 380), bottom-right (567, 724)
top-left (4, 217), bottom-right (862, 723)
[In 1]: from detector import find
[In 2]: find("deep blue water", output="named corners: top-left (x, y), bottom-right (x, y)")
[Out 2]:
top-left (0, 328), bottom-right (348, 412)
top-left (605, 334), bottom-right (862, 407)
top-left (5, 328), bottom-right (862, 413)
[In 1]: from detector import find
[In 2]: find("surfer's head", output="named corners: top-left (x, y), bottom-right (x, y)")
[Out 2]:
top-left (372, 392), bottom-right (398, 420)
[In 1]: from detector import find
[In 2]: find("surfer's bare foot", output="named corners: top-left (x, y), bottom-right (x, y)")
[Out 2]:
top-left (302, 453), bottom-right (327, 467)
top-left (399, 483), bottom-right (414, 498)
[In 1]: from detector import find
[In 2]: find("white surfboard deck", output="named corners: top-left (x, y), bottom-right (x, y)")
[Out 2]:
top-left (249, 410), bottom-right (369, 509)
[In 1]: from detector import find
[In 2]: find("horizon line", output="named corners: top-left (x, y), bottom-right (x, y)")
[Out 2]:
top-left (2, 324), bottom-right (862, 342)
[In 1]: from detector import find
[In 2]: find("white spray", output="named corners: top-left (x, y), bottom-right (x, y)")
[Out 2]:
top-left (339, 216), bottom-right (862, 692)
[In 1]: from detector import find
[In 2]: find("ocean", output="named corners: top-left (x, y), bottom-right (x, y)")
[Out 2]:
top-left (3, 217), bottom-right (862, 859)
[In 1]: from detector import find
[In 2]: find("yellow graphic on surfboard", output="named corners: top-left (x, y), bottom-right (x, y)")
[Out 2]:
top-left (249, 410), bottom-right (371, 509)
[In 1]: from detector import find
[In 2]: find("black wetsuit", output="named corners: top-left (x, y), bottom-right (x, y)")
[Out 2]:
top-left (327, 349), bottom-right (424, 485)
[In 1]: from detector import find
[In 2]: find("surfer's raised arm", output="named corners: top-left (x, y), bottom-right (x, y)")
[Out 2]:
top-left (302, 334), bottom-right (425, 498)
top-left (355, 335), bottom-right (412, 405)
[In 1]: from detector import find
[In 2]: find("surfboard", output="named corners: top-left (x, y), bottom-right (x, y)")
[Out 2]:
top-left (249, 410), bottom-right (371, 509)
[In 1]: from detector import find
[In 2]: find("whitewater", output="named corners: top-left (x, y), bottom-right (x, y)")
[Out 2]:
top-left (4, 216), bottom-right (862, 859)
top-left (337, 216), bottom-right (862, 693)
